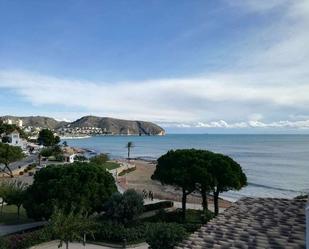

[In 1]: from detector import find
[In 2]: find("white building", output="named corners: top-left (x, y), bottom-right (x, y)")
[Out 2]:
top-left (8, 130), bottom-right (21, 146)
top-left (64, 153), bottom-right (75, 163)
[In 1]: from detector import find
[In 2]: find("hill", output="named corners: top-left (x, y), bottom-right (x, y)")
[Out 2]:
top-left (68, 116), bottom-right (165, 135)
top-left (0, 115), bottom-right (67, 130)
top-left (0, 115), bottom-right (165, 136)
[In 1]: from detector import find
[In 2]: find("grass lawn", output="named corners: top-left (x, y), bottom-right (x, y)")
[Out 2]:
top-left (0, 205), bottom-right (33, 225)
top-left (102, 162), bottom-right (120, 170)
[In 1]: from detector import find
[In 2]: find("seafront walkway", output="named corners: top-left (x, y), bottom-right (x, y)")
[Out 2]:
top-left (30, 241), bottom-right (148, 249)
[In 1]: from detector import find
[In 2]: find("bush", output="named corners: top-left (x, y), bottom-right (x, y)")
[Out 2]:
top-left (1, 227), bottom-right (53, 249)
top-left (104, 189), bottom-right (144, 224)
top-left (93, 222), bottom-right (147, 243)
top-left (146, 223), bottom-right (187, 249)
top-left (118, 166), bottom-right (136, 176)
top-left (23, 162), bottom-right (117, 220)
top-left (143, 201), bottom-right (173, 212)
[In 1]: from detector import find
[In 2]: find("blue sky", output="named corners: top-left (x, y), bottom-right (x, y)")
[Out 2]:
top-left (0, 0), bottom-right (309, 133)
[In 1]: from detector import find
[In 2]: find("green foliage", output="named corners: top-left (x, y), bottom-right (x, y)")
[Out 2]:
top-left (93, 222), bottom-right (147, 244)
top-left (104, 189), bottom-right (144, 224)
top-left (39, 147), bottom-right (53, 157)
top-left (23, 162), bottom-right (117, 220)
top-left (40, 145), bottom-right (64, 161)
top-left (4, 180), bottom-right (28, 217)
top-left (50, 208), bottom-right (95, 249)
top-left (90, 153), bottom-right (109, 165)
top-left (0, 123), bottom-right (28, 140)
top-left (145, 223), bottom-right (187, 249)
top-left (118, 166), bottom-right (136, 176)
top-left (37, 129), bottom-right (60, 146)
top-left (0, 143), bottom-right (25, 176)
top-left (152, 149), bottom-right (247, 216)
top-left (1, 227), bottom-right (53, 249)
top-left (143, 201), bottom-right (174, 212)
top-left (101, 162), bottom-right (120, 170)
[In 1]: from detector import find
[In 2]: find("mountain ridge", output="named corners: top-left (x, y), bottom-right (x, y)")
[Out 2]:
top-left (0, 115), bottom-right (165, 135)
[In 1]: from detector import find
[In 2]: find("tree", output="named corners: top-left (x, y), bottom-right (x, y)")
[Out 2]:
top-left (0, 143), bottom-right (25, 177)
top-left (152, 149), bottom-right (200, 220)
top-left (38, 129), bottom-right (60, 146)
top-left (23, 162), bottom-right (117, 220)
top-left (104, 189), bottom-right (144, 224)
top-left (50, 208), bottom-right (95, 249)
top-left (89, 153), bottom-right (109, 165)
top-left (5, 180), bottom-right (28, 217)
top-left (207, 153), bottom-right (247, 215)
top-left (0, 123), bottom-right (28, 140)
top-left (125, 142), bottom-right (134, 160)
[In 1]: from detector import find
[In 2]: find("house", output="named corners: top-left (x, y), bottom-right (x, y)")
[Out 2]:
top-left (64, 153), bottom-right (75, 163)
top-left (8, 130), bottom-right (23, 147)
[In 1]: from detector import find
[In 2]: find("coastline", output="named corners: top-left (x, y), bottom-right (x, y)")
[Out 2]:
top-left (116, 159), bottom-right (232, 209)
top-left (60, 135), bottom-right (91, 139)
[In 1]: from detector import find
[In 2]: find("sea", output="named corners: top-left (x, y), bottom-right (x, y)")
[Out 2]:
top-left (63, 134), bottom-right (309, 201)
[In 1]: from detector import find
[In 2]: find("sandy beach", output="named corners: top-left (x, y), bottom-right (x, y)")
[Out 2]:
top-left (117, 160), bottom-right (231, 209)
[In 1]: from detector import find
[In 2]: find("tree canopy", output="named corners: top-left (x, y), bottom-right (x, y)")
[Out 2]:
top-left (37, 129), bottom-right (60, 146)
top-left (23, 162), bottom-right (117, 220)
top-left (152, 149), bottom-right (202, 219)
top-left (104, 189), bottom-right (144, 224)
top-left (0, 143), bottom-right (25, 177)
top-left (152, 149), bottom-right (247, 217)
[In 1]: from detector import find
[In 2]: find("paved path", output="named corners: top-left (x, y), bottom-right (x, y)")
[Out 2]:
top-left (30, 241), bottom-right (148, 249)
top-left (0, 221), bottom-right (47, 236)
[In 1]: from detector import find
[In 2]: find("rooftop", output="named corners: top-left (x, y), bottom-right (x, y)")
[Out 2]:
top-left (176, 197), bottom-right (307, 249)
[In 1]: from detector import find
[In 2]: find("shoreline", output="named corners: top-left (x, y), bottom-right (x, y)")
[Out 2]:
top-left (116, 159), bottom-right (232, 209)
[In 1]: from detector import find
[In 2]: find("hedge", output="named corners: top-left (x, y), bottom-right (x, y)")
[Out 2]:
top-left (118, 166), bottom-right (136, 176)
top-left (93, 222), bottom-right (147, 244)
top-left (145, 223), bottom-right (187, 249)
top-left (143, 201), bottom-right (174, 212)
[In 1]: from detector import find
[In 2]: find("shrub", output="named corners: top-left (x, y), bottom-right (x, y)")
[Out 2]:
top-left (146, 223), bottom-right (187, 249)
top-left (1, 227), bottom-right (53, 249)
top-left (93, 222), bottom-right (147, 243)
top-left (19, 172), bottom-right (23, 175)
top-left (143, 201), bottom-right (173, 212)
top-left (104, 189), bottom-right (144, 224)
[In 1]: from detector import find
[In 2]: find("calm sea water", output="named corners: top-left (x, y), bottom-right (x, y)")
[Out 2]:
top-left (64, 134), bottom-right (309, 201)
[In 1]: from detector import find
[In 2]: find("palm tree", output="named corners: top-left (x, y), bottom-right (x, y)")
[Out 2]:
top-left (126, 142), bottom-right (134, 160)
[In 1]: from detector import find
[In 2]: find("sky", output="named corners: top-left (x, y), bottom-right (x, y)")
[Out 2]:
top-left (0, 0), bottom-right (309, 133)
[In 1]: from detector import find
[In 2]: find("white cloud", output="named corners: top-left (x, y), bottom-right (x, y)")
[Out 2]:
top-left (0, 0), bottom-right (308, 130)
top-left (162, 120), bottom-right (309, 129)
top-left (1, 69), bottom-right (309, 124)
